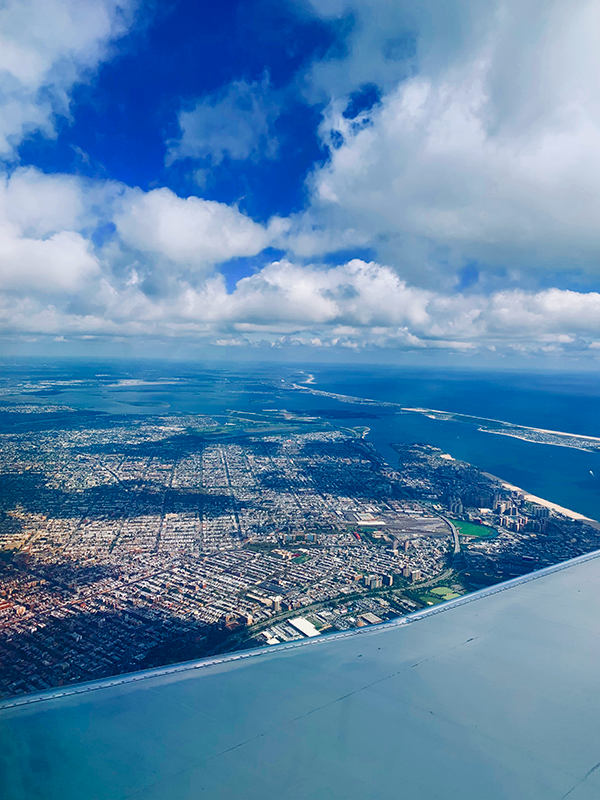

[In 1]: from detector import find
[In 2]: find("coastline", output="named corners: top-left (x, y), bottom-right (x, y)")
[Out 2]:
top-left (288, 385), bottom-right (600, 523)
top-left (483, 472), bottom-right (600, 531)
top-left (294, 393), bottom-right (600, 451)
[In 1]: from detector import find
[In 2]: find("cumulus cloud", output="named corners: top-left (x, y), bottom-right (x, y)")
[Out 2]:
top-left (0, 168), bottom-right (99, 292)
top-left (290, 0), bottom-right (600, 281)
top-left (168, 77), bottom-right (279, 166)
top-left (5, 242), bottom-right (600, 358)
top-left (0, 0), bottom-right (137, 156)
top-left (0, 167), bottom-right (85, 234)
top-left (223, 259), bottom-right (431, 327)
top-left (114, 186), bottom-right (286, 269)
top-left (0, 169), bottom-right (291, 302)
top-left (0, 230), bottom-right (99, 292)
top-left (486, 289), bottom-right (600, 337)
top-left (5, 0), bottom-right (600, 362)
top-left (298, 0), bottom-right (491, 101)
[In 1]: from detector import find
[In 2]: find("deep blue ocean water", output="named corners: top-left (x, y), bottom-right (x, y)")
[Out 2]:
top-left (3, 360), bottom-right (600, 521)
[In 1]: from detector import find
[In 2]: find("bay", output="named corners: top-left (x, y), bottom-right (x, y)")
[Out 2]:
top-left (3, 359), bottom-right (600, 522)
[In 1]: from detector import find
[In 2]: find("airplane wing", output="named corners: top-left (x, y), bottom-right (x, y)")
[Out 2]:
top-left (2, 551), bottom-right (600, 800)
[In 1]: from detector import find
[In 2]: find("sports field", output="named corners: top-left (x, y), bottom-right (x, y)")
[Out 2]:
top-left (451, 519), bottom-right (497, 538)
top-left (430, 587), bottom-right (462, 600)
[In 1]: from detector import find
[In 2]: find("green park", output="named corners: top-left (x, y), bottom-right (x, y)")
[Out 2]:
top-left (452, 519), bottom-right (497, 538)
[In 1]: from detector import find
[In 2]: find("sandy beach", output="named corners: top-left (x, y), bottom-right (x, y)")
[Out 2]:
top-left (483, 473), bottom-right (600, 531)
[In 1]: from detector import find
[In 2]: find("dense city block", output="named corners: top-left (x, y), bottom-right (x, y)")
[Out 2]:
top-left (1, 403), bottom-right (598, 698)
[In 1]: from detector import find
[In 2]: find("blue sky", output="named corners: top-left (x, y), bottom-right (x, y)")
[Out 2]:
top-left (3, 0), bottom-right (600, 363)
top-left (17, 0), bottom-right (335, 216)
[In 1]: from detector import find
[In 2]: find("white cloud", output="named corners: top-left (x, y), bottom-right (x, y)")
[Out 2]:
top-left (5, 245), bottom-right (600, 357)
top-left (486, 289), bottom-right (600, 336)
top-left (168, 77), bottom-right (279, 165)
top-left (290, 0), bottom-right (600, 281)
top-left (114, 187), bottom-right (284, 268)
top-left (298, 0), bottom-right (491, 101)
top-left (0, 167), bottom-right (85, 235)
top-left (224, 259), bottom-right (431, 327)
top-left (4, 0), bottom-right (600, 361)
top-left (0, 229), bottom-right (99, 292)
top-left (0, 0), bottom-right (136, 156)
top-left (278, 218), bottom-right (371, 259)
top-left (0, 170), bottom-right (290, 303)
top-left (0, 168), bottom-right (99, 291)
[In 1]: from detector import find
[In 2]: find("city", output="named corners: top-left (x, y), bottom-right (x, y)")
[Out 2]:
top-left (2, 401), bottom-right (599, 697)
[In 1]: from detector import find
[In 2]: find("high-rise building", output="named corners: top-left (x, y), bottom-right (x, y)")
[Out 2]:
top-left (531, 504), bottom-right (550, 518)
